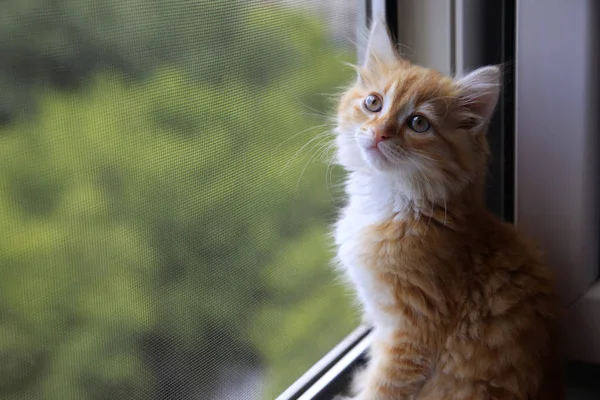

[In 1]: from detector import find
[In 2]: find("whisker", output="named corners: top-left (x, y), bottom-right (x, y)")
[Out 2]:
top-left (411, 148), bottom-right (452, 164)
top-left (432, 175), bottom-right (448, 227)
top-left (408, 150), bottom-right (441, 163)
top-left (395, 43), bottom-right (416, 58)
top-left (423, 185), bottom-right (435, 238)
top-left (295, 137), bottom-right (334, 189)
top-left (407, 161), bottom-right (435, 239)
top-left (397, 159), bottom-right (427, 242)
top-left (285, 131), bottom-right (330, 162)
top-left (276, 123), bottom-right (334, 151)
top-left (280, 131), bottom-right (332, 176)
top-left (297, 100), bottom-right (332, 119)
top-left (323, 145), bottom-right (339, 199)
top-left (298, 112), bottom-right (335, 121)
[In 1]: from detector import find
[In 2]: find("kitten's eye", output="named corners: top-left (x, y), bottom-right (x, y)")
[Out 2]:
top-left (407, 115), bottom-right (431, 133)
top-left (364, 94), bottom-right (383, 112)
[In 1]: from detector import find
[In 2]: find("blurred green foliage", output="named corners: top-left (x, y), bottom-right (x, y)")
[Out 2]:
top-left (0, 1), bottom-right (358, 399)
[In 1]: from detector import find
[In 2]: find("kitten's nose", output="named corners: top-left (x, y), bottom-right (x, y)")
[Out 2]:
top-left (373, 125), bottom-right (397, 146)
top-left (374, 132), bottom-right (390, 146)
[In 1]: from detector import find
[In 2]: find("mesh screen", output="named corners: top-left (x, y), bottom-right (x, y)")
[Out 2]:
top-left (0, 1), bottom-right (360, 399)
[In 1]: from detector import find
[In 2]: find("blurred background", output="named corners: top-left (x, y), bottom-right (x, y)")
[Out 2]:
top-left (3, 1), bottom-right (600, 399)
top-left (0, 1), bottom-right (364, 399)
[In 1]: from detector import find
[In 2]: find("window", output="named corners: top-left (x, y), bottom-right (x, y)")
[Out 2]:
top-left (0, 1), bottom-right (363, 399)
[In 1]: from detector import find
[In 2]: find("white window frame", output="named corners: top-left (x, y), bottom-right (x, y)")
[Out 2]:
top-left (515, 0), bottom-right (600, 364)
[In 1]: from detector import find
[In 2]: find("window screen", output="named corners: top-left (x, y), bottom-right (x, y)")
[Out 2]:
top-left (0, 1), bottom-right (360, 399)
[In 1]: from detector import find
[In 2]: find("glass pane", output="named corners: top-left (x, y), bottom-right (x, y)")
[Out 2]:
top-left (0, 1), bottom-right (360, 399)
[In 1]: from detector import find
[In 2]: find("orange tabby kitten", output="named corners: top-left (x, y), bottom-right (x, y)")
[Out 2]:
top-left (332, 22), bottom-right (563, 400)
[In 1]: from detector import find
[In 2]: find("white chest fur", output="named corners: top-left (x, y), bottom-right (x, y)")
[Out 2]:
top-left (334, 171), bottom-right (409, 327)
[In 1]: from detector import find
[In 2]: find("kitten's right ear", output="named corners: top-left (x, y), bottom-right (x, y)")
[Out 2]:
top-left (363, 21), bottom-right (398, 70)
top-left (454, 66), bottom-right (501, 129)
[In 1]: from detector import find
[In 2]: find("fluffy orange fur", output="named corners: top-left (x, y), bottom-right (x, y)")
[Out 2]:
top-left (332, 24), bottom-right (563, 400)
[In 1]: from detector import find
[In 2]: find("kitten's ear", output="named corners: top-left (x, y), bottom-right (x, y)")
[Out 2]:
top-left (454, 66), bottom-right (501, 128)
top-left (363, 21), bottom-right (398, 69)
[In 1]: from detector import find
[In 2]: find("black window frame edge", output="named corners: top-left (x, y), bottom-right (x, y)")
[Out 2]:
top-left (277, 1), bottom-right (516, 399)
top-left (481, 0), bottom-right (516, 222)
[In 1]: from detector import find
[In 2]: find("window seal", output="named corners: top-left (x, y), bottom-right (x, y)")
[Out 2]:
top-left (276, 326), bottom-right (371, 400)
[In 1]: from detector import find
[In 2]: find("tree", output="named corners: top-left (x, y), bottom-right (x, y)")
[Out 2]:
top-left (0, 3), bottom-right (358, 399)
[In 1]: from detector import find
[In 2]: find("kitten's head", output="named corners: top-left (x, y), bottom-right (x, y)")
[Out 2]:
top-left (335, 22), bottom-right (500, 201)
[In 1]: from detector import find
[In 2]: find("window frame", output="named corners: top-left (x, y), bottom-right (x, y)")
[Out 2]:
top-left (514, 0), bottom-right (600, 364)
top-left (275, 326), bottom-right (370, 400)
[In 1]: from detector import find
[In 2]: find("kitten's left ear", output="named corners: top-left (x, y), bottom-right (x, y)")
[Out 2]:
top-left (363, 21), bottom-right (398, 69)
top-left (454, 66), bottom-right (501, 127)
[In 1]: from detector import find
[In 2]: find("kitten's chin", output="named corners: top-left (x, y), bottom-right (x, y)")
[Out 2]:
top-left (360, 147), bottom-right (395, 171)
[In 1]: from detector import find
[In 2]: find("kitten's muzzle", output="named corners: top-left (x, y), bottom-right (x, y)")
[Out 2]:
top-left (373, 124), bottom-right (400, 147)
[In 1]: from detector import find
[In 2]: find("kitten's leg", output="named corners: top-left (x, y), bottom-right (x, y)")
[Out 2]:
top-left (351, 330), bottom-right (431, 400)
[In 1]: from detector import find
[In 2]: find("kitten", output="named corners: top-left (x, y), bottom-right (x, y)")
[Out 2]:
top-left (332, 22), bottom-right (563, 400)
